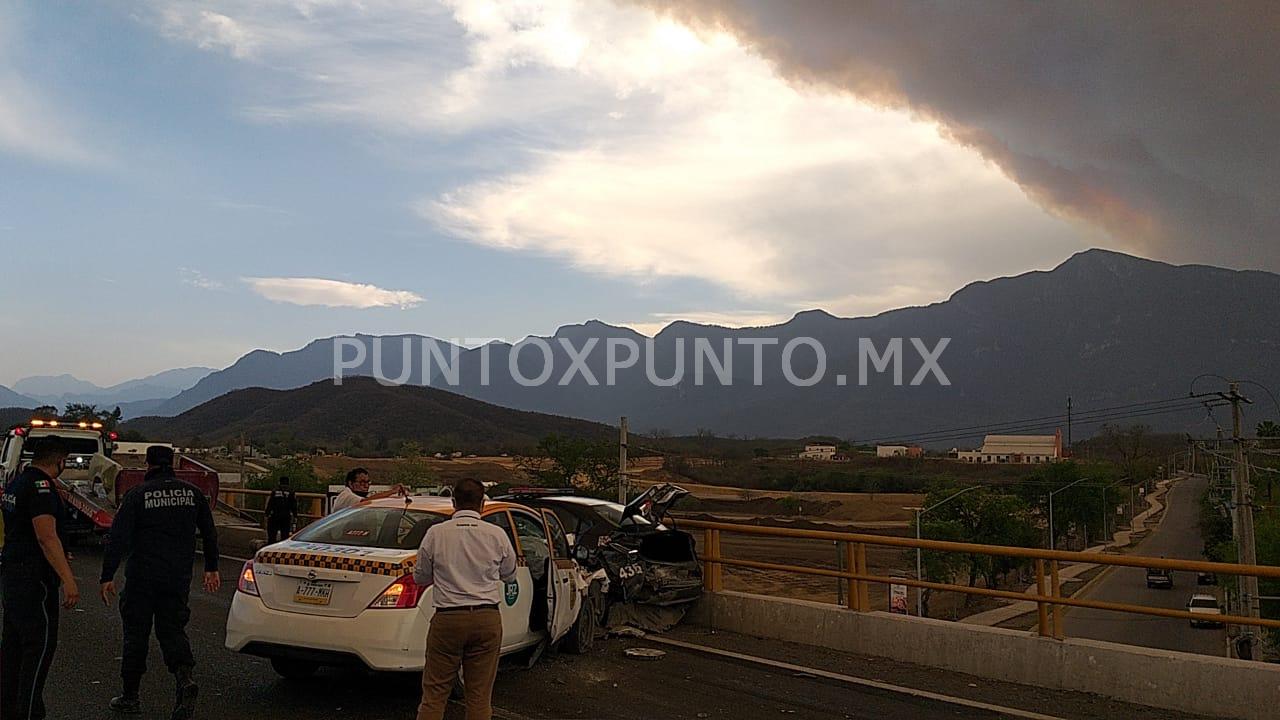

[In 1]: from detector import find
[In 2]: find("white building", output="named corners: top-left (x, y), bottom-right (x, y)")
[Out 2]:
top-left (799, 444), bottom-right (838, 460)
top-left (956, 431), bottom-right (1062, 464)
top-left (876, 445), bottom-right (923, 458)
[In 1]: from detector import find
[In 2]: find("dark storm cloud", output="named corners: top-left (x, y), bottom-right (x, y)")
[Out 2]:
top-left (637, 0), bottom-right (1280, 268)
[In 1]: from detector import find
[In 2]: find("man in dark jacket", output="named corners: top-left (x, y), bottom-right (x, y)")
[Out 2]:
top-left (264, 475), bottom-right (297, 544)
top-left (99, 446), bottom-right (221, 720)
top-left (1, 435), bottom-right (79, 720)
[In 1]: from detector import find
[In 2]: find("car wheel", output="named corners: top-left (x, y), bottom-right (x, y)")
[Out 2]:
top-left (563, 583), bottom-right (603, 655)
top-left (270, 658), bottom-right (319, 680)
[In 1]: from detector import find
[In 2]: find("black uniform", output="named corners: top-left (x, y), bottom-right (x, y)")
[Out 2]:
top-left (264, 487), bottom-right (297, 543)
top-left (99, 466), bottom-right (219, 692)
top-left (1, 466), bottom-right (66, 720)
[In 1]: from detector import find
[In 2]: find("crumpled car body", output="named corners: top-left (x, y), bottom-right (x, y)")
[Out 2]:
top-left (498, 484), bottom-right (703, 607)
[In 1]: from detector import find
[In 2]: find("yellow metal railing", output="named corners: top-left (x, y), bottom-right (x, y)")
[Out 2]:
top-left (682, 518), bottom-right (1280, 638)
top-left (218, 488), bottom-right (328, 526)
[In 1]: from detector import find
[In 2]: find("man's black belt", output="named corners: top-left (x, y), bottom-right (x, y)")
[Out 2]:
top-left (435, 603), bottom-right (499, 613)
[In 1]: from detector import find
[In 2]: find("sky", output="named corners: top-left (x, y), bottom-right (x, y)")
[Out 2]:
top-left (1, 1), bottom-right (1270, 387)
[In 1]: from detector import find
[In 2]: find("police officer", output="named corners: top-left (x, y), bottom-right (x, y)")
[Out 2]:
top-left (1, 435), bottom-right (80, 720)
top-left (264, 475), bottom-right (297, 543)
top-left (99, 446), bottom-right (221, 720)
top-left (413, 477), bottom-right (516, 720)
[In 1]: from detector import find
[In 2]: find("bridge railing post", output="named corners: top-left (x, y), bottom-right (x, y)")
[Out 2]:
top-left (855, 542), bottom-right (870, 611)
top-left (844, 542), bottom-right (858, 610)
top-left (1035, 559), bottom-right (1049, 637)
top-left (1050, 559), bottom-right (1064, 639)
top-left (702, 528), bottom-right (723, 593)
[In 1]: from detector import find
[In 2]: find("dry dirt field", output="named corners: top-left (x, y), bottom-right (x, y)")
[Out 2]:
top-left (263, 454), bottom-right (993, 619)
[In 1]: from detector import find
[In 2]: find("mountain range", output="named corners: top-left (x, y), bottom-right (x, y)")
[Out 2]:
top-left (10, 368), bottom-right (213, 416)
top-left (124, 377), bottom-right (614, 452)
top-left (0, 386), bottom-right (36, 408)
top-left (132, 249), bottom-right (1279, 443)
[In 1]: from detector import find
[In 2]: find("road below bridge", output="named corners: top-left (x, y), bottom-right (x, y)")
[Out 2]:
top-left (1064, 474), bottom-right (1226, 656)
top-left (5, 549), bottom-right (1217, 720)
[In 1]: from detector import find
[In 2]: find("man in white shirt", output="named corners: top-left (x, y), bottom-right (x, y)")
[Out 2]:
top-left (330, 467), bottom-right (405, 513)
top-left (413, 478), bottom-right (516, 720)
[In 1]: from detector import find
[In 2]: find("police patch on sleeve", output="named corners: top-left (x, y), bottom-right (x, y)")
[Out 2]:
top-left (34, 479), bottom-right (51, 493)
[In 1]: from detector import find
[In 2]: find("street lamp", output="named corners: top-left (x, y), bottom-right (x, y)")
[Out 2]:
top-left (906, 485), bottom-right (984, 617)
top-left (1100, 477), bottom-right (1129, 540)
top-left (1048, 476), bottom-right (1091, 551)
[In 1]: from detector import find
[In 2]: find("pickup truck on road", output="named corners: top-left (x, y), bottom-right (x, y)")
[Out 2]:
top-left (1146, 567), bottom-right (1174, 589)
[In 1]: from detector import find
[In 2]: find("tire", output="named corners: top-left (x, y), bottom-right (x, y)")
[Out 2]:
top-left (270, 658), bottom-right (319, 680)
top-left (563, 583), bottom-right (603, 655)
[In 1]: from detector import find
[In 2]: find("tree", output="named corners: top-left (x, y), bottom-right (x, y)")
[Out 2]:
top-left (1257, 420), bottom-right (1280, 438)
top-left (250, 457), bottom-right (322, 492)
top-left (399, 440), bottom-right (423, 460)
top-left (1096, 423), bottom-right (1154, 481)
top-left (518, 434), bottom-right (619, 496)
top-left (920, 485), bottom-right (1038, 605)
top-left (390, 456), bottom-right (437, 489)
top-left (911, 517), bottom-right (967, 618)
top-left (61, 403), bottom-right (123, 430)
top-left (1017, 461), bottom-right (1120, 549)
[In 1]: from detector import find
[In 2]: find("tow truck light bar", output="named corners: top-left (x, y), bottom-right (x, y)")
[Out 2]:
top-left (28, 419), bottom-right (103, 429)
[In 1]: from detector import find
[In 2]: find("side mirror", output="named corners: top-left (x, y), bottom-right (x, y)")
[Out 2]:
top-left (574, 545), bottom-right (591, 563)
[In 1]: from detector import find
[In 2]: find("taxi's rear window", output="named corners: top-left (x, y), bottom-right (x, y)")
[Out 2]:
top-left (293, 508), bottom-right (447, 550)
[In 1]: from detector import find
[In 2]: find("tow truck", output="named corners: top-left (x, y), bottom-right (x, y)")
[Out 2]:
top-left (1, 419), bottom-right (219, 542)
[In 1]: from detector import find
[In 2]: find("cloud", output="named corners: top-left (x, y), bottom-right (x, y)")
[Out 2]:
top-left (634, 0), bottom-right (1280, 271)
top-left (150, 0), bottom-right (1087, 315)
top-left (243, 277), bottom-right (424, 309)
top-left (0, 12), bottom-right (102, 165)
top-left (419, 1), bottom-right (1084, 307)
top-left (159, 9), bottom-right (258, 59)
top-left (179, 268), bottom-right (224, 290)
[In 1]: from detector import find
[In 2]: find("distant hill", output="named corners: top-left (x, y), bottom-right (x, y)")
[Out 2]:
top-left (125, 377), bottom-right (615, 453)
top-left (0, 386), bottom-right (36, 408)
top-left (152, 249), bottom-right (1280, 443)
top-left (14, 368), bottom-right (213, 414)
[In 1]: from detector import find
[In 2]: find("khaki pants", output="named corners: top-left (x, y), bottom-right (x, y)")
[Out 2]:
top-left (417, 607), bottom-right (503, 720)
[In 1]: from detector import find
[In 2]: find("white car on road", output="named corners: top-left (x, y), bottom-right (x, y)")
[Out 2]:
top-left (1186, 593), bottom-right (1224, 628)
top-left (225, 497), bottom-right (600, 679)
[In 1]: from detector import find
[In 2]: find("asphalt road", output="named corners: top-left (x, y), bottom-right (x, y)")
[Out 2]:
top-left (1063, 474), bottom-right (1226, 656)
top-left (2, 550), bottom-right (1213, 720)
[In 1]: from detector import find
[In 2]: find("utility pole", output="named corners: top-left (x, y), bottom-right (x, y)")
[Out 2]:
top-left (1066, 396), bottom-right (1073, 455)
top-left (617, 416), bottom-right (629, 504)
top-left (1224, 382), bottom-right (1259, 620)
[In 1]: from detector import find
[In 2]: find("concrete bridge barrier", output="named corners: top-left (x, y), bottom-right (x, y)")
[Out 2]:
top-left (690, 591), bottom-right (1279, 720)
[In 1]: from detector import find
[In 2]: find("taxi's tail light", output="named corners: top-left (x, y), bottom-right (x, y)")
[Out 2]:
top-left (369, 573), bottom-right (428, 609)
top-left (238, 560), bottom-right (259, 596)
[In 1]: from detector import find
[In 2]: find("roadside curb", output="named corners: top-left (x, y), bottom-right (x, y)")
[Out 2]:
top-left (961, 476), bottom-right (1178, 627)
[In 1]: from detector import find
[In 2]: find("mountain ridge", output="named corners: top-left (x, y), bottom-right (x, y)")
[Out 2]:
top-left (143, 249), bottom-right (1280, 440)
top-left (125, 377), bottom-right (614, 452)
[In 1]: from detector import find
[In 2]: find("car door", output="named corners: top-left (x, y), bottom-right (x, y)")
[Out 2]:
top-left (542, 510), bottom-right (579, 644)
top-left (484, 510), bottom-right (533, 651)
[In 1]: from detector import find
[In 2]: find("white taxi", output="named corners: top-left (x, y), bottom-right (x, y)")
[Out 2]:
top-left (225, 496), bottom-right (600, 679)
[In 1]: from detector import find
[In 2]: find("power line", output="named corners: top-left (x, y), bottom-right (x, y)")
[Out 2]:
top-left (890, 402), bottom-right (1226, 447)
top-left (853, 395), bottom-right (1214, 446)
top-left (854, 396), bottom-right (1219, 446)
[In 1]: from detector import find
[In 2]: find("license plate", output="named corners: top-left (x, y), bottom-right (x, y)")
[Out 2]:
top-left (294, 581), bottom-right (333, 606)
